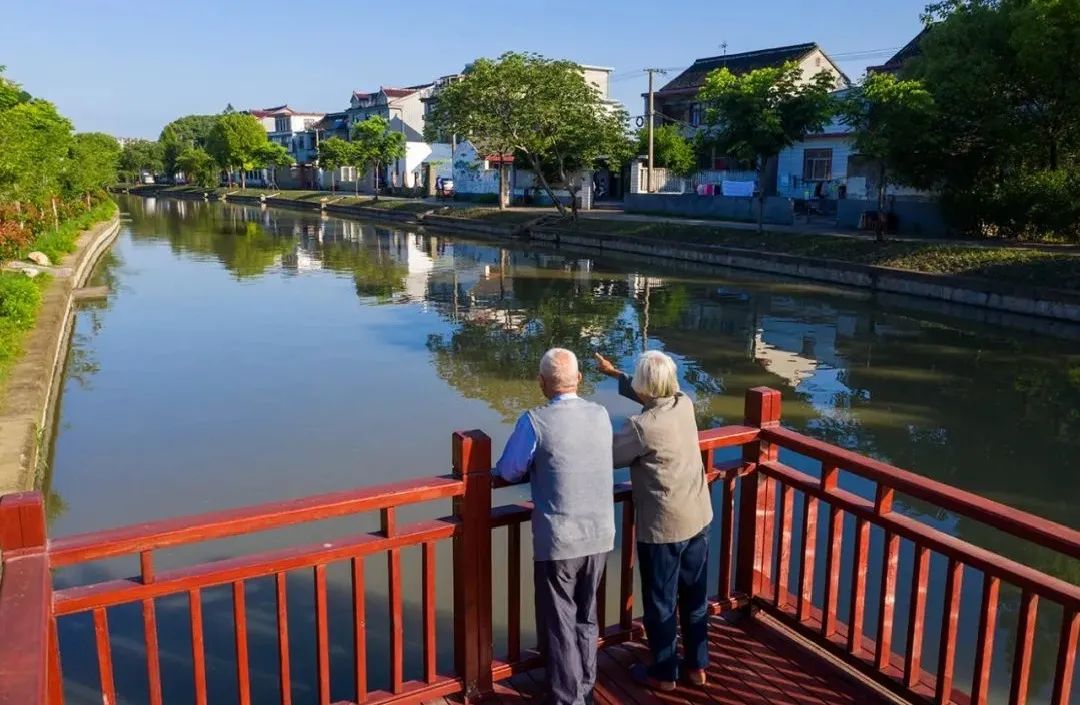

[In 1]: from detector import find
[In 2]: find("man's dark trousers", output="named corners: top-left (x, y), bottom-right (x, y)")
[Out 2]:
top-left (534, 553), bottom-right (607, 705)
top-left (638, 528), bottom-right (710, 682)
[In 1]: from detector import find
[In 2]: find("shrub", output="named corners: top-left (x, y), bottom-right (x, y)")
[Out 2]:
top-left (0, 273), bottom-right (43, 328)
top-left (942, 168), bottom-right (1080, 242)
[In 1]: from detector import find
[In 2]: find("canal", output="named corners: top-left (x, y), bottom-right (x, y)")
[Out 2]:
top-left (46, 196), bottom-right (1079, 704)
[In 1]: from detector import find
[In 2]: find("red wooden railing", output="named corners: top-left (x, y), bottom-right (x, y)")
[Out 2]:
top-left (1, 388), bottom-right (1077, 705)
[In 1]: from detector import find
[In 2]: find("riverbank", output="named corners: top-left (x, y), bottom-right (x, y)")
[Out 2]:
top-left (0, 211), bottom-right (122, 495)
top-left (122, 187), bottom-right (1080, 323)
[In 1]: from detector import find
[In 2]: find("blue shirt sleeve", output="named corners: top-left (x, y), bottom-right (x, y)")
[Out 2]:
top-left (494, 412), bottom-right (537, 483)
top-left (618, 373), bottom-right (645, 405)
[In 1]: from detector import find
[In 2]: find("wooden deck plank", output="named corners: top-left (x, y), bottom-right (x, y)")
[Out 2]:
top-left (472, 614), bottom-right (895, 705)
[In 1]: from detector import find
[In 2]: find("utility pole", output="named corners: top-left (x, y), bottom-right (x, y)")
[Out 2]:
top-left (643, 68), bottom-right (666, 194)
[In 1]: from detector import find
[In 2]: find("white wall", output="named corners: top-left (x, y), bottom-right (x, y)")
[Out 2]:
top-left (776, 135), bottom-right (854, 198)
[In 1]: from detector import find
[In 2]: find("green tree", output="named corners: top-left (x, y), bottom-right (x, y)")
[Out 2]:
top-left (318, 137), bottom-right (351, 193)
top-left (159, 114), bottom-right (218, 178)
top-left (838, 74), bottom-right (936, 241)
top-left (65, 132), bottom-right (121, 205)
top-left (350, 115), bottom-right (406, 200)
top-left (254, 141), bottom-right (292, 189)
top-left (698, 61), bottom-right (836, 232)
top-left (635, 124), bottom-right (696, 176)
top-left (426, 52), bottom-right (630, 217)
top-left (206, 113), bottom-right (267, 189)
top-left (118, 139), bottom-right (163, 184)
top-left (0, 96), bottom-right (73, 209)
top-left (175, 147), bottom-right (218, 189)
top-left (905, 0), bottom-right (1080, 239)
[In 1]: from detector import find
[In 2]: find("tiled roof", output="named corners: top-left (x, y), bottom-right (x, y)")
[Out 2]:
top-left (382, 87), bottom-right (418, 98)
top-left (352, 92), bottom-right (372, 101)
top-left (869, 28), bottom-right (930, 74)
top-left (657, 43), bottom-right (821, 95)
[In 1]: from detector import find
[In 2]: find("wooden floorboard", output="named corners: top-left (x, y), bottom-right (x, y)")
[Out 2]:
top-left (429, 613), bottom-right (894, 699)
top-left (436, 614), bottom-right (894, 705)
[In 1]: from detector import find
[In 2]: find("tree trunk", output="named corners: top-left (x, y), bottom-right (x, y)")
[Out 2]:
top-left (876, 163), bottom-right (887, 243)
top-left (756, 161), bottom-right (766, 235)
top-left (498, 163), bottom-right (508, 211)
top-left (355, 168), bottom-right (360, 196)
top-left (240, 169), bottom-right (246, 189)
top-left (527, 154), bottom-right (566, 218)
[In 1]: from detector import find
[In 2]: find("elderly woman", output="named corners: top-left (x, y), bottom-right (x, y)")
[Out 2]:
top-left (596, 350), bottom-right (712, 690)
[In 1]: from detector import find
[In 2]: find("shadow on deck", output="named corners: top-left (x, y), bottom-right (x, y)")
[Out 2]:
top-left (426, 614), bottom-right (896, 705)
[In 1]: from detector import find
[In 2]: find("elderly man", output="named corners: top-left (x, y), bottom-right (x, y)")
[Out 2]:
top-left (494, 348), bottom-right (615, 705)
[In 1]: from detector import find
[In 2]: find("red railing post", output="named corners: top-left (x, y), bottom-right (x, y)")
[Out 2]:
top-left (0, 491), bottom-right (53, 705)
top-left (452, 431), bottom-right (493, 702)
top-left (735, 388), bottom-right (781, 600)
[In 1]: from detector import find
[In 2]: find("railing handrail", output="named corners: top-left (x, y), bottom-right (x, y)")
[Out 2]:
top-left (759, 459), bottom-right (1080, 608)
top-left (760, 425), bottom-right (1080, 560)
top-left (49, 474), bottom-right (464, 567)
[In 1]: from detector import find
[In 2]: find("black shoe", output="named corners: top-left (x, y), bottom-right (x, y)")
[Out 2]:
top-left (629, 663), bottom-right (676, 692)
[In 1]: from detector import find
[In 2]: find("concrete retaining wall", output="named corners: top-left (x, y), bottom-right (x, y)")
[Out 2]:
top-left (837, 198), bottom-right (947, 237)
top-left (625, 193), bottom-right (795, 225)
top-left (0, 214), bottom-right (122, 495)
top-left (526, 228), bottom-right (1080, 324)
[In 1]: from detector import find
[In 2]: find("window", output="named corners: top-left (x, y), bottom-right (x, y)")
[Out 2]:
top-left (688, 102), bottom-right (702, 127)
top-left (275, 117), bottom-right (289, 133)
top-left (803, 148), bottom-right (833, 181)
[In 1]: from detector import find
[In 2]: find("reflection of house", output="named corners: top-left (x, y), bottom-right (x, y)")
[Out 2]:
top-left (281, 244), bottom-right (324, 272)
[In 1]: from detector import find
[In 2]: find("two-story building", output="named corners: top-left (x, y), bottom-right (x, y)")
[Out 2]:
top-left (248, 105), bottom-right (325, 166)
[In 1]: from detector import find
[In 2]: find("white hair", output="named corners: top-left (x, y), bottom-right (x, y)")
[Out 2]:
top-left (631, 350), bottom-right (680, 399)
top-left (539, 348), bottom-right (580, 391)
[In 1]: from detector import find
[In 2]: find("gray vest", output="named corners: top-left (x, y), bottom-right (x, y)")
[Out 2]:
top-left (527, 397), bottom-right (616, 561)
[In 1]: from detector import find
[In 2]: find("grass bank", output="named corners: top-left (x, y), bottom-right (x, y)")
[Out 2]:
top-left (559, 219), bottom-right (1080, 291)
top-left (0, 273), bottom-right (48, 380)
top-left (0, 200), bottom-right (117, 384)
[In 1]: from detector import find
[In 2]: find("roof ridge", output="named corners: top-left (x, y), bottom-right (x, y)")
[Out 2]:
top-left (691, 42), bottom-right (818, 65)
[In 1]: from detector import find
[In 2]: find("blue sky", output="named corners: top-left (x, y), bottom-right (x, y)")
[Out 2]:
top-left (2, 0), bottom-right (929, 138)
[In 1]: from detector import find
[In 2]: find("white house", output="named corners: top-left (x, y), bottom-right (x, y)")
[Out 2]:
top-left (248, 105), bottom-right (325, 165)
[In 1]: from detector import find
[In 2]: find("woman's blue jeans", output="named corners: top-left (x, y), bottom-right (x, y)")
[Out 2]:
top-left (637, 527), bottom-right (710, 682)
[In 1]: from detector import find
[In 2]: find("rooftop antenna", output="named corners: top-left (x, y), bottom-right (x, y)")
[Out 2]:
top-left (721, 41), bottom-right (728, 66)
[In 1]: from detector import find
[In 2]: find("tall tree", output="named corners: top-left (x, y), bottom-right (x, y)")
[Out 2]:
top-left (426, 52), bottom-right (630, 217)
top-left (350, 115), bottom-right (406, 200)
top-left (175, 147), bottom-right (218, 189)
top-left (206, 113), bottom-right (267, 188)
top-left (118, 139), bottom-right (163, 184)
top-left (906, 0), bottom-right (1080, 238)
top-left (317, 137), bottom-right (351, 193)
top-left (159, 114), bottom-right (219, 179)
top-left (838, 74), bottom-right (936, 241)
top-left (254, 141), bottom-right (292, 189)
top-left (65, 132), bottom-right (121, 206)
top-left (635, 124), bottom-right (696, 177)
top-left (0, 96), bottom-right (72, 208)
top-left (697, 61), bottom-right (836, 232)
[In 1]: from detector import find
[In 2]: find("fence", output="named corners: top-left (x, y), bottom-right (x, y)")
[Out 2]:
top-left (1, 389), bottom-right (1077, 705)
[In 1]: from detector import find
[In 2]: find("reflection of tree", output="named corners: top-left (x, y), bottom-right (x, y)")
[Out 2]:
top-left (122, 197), bottom-right (292, 278)
top-left (426, 258), bottom-right (632, 421)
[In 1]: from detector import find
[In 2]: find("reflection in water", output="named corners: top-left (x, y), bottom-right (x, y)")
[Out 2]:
top-left (47, 196), bottom-right (1079, 705)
